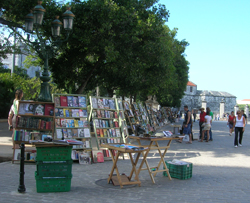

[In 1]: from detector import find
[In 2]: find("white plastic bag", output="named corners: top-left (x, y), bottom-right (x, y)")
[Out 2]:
top-left (183, 134), bottom-right (189, 142)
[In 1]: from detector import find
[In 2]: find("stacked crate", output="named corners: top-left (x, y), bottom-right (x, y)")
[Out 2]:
top-left (35, 146), bottom-right (73, 193)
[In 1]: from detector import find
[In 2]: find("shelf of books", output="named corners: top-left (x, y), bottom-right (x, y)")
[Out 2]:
top-left (53, 94), bottom-right (92, 161)
top-left (145, 103), bottom-right (156, 131)
top-left (137, 102), bottom-right (152, 133)
top-left (123, 101), bottom-right (137, 135)
top-left (116, 99), bottom-right (129, 141)
top-left (89, 96), bottom-right (125, 151)
top-left (151, 106), bottom-right (161, 130)
top-left (13, 101), bottom-right (55, 163)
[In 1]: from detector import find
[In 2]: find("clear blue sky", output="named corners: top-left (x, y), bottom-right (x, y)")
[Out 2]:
top-left (159, 0), bottom-right (250, 101)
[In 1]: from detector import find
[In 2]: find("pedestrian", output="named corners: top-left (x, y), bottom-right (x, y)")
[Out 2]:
top-left (206, 107), bottom-right (213, 141)
top-left (193, 111), bottom-right (196, 122)
top-left (228, 111), bottom-right (235, 136)
top-left (199, 110), bottom-right (212, 142)
top-left (241, 110), bottom-right (247, 137)
top-left (177, 105), bottom-right (192, 144)
top-left (199, 108), bottom-right (206, 140)
top-left (8, 89), bottom-right (23, 149)
top-left (233, 110), bottom-right (246, 148)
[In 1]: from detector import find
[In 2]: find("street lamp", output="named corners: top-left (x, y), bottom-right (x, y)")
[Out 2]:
top-left (24, 1), bottom-right (75, 102)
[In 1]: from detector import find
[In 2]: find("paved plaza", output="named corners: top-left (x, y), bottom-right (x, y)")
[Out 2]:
top-left (1, 121), bottom-right (250, 203)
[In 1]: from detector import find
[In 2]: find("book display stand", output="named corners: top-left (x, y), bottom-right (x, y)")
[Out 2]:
top-left (13, 101), bottom-right (55, 163)
top-left (89, 96), bottom-right (125, 150)
top-left (53, 94), bottom-right (92, 161)
top-left (145, 103), bottom-right (155, 131)
top-left (123, 101), bottom-right (137, 135)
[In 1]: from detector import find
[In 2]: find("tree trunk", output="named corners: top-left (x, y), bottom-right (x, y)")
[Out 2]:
top-left (96, 86), bottom-right (100, 97)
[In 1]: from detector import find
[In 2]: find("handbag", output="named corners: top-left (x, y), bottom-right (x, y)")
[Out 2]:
top-left (183, 134), bottom-right (189, 142)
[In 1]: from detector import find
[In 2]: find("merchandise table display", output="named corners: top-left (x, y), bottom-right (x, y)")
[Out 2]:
top-left (129, 135), bottom-right (179, 184)
top-left (100, 143), bottom-right (149, 189)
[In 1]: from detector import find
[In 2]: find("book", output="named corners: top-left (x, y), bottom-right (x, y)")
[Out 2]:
top-left (79, 109), bottom-right (83, 117)
top-left (44, 104), bottom-right (54, 116)
top-left (62, 129), bottom-right (68, 138)
top-left (55, 108), bottom-right (60, 117)
top-left (84, 128), bottom-right (90, 137)
top-left (63, 109), bottom-right (70, 117)
top-left (103, 99), bottom-right (109, 109)
top-left (96, 129), bottom-right (100, 137)
top-left (92, 150), bottom-right (104, 163)
top-left (58, 109), bottom-right (64, 117)
top-left (65, 119), bottom-right (70, 128)
top-left (25, 103), bottom-right (35, 115)
top-left (74, 120), bottom-right (79, 127)
top-left (109, 99), bottom-right (116, 109)
top-left (100, 129), bottom-right (104, 137)
top-left (72, 109), bottom-right (79, 117)
top-left (98, 98), bottom-right (104, 109)
top-left (112, 128), bottom-right (116, 137)
top-left (67, 129), bottom-right (73, 138)
top-left (67, 96), bottom-right (73, 107)
top-left (92, 98), bottom-right (98, 108)
top-left (103, 129), bottom-right (108, 137)
top-left (114, 121), bottom-right (119, 128)
top-left (35, 105), bottom-right (44, 115)
top-left (101, 110), bottom-right (105, 118)
top-left (97, 110), bottom-right (102, 118)
top-left (61, 119), bottom-right (66, 127)
top-left (78, 128), bottom-right (84, 137)
top-left (78, 96), bottom-right (87, 108)
top-left (116, 129), bottom-right (121, 137)
top-left (69, 119), bottom-right (75, 127)
top-left (124, 102), bottom-right (130, 110)
top-left (73, 96), bottom-right (79, 107)
top-left (102, 120), bottom-right (106, 128)
top-left (72, 129), bottom-right (78, 137)
top-left (79, 152), bottom-right (91, 164)
top-left (99, 119), bottom-right (103, 128)
top-left (94, 119), bottom-right (99, 128)
top-left (82, 110), bottom-right (87, 117)
top-left (78, 120), bottom-right (84, 127)
top-left (55, 118), bottom-right (61, 127)
top-left (81, 118), bottom-right (88, 127)
top-left (60, 96), bottom-right (67, 106)
top-left (54, 96), bottom-right (60, 107)
top-left (114, 112), bottom-right (118, 118)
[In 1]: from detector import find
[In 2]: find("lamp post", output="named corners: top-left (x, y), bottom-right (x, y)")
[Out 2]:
top-left (25, 1), bottom-right (75, 102)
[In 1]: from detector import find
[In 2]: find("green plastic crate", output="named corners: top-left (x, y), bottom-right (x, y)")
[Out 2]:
top-left (36, 146), bottom-right (72, 161)
top-left (163, 160), bottom-right (192, 180)
top-left (36, 160), bottom-right (73, 177)
top-left (35, 172), bottom-right (72, 193)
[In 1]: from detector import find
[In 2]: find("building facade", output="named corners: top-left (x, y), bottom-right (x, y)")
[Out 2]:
top-left (180, 81), bottom-right (237, 116)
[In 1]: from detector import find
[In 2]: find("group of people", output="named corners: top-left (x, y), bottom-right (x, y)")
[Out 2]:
top-left (228, 110), bottom-right (247, 147)
top-left (199, 107), bottom-right (213, 142)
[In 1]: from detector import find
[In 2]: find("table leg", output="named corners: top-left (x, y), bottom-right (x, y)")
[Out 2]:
top-left (108, 150), bottom-right (123, 188)
top-left (128, 152), bottom-right (140, 181)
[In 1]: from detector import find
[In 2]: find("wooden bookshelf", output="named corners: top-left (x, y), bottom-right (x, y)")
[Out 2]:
top-left (12, 101), bottom-right (55, 163)
top-left (123, 101), bottom-right (137, 135)
top-left (89, 96), bottom-right (126, 150)
top-left (52, 93), bottom-right (92, 162)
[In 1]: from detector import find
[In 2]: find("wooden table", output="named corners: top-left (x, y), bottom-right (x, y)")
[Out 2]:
top-left (101, 143), bottom-right (149, 189)
top-left (129, 136), bottom-right (179, 184)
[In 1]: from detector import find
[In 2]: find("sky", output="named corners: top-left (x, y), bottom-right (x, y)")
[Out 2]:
top-left (158, 0), bottom-right (250, 101)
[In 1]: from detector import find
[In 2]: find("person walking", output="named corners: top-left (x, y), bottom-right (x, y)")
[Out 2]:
top-left (199, 108), bottom-right (206, 140)
top-left (241, 110), bottom-right (247, 137)
top-left (228, 111), bottom-right (235, 136)
top-left (206, 107), bottom-right (213, 141)
top-left (233, 110), bottom-right (246, 148)
top-left (8, 89), bottom-right (23, 149)
top-left (199, 110), bottom-right (212, 142)
top-left (193, 110), bottom-right (196, 122)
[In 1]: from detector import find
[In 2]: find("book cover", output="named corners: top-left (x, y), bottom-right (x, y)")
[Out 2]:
top-left (54, 96), bottom-right (60, 107)
top-left (112, 128), bottom-right (116, 136)
top-left (64, 109), bottom-right (70, 117)
top-left (133, 103), bottom-right (138, 110)
top-left (84, 128), bottom-right (90, 137)
top-left (103, 129), bottom-right (108, 137)
top-left (92, 110), bottom-right (97, 118)
top-left (69, 119), bottom-right (75, 127)
top-left (105, 120), bottom-right (109, 128)
top-left (72, 129), bottom-right (78, 137)
top-left (101, 110), bottom-right (105, 118)
top-left (79, 109), bottom-right (83, 117)
top-left (96, 129), bottom-right (100, 137)
top-left (109, 129), bottom-right (113, 136)
top-left (55, 118), bottom-right (61, 127)
top-left (25, 103), bottom-right (35, 115)
top-left (65, 119), bottom-right (70, 128)
top-left (69, 109), bottom-right (72, 117)
top-left (61, 119), bottom-right (66, 127)
top-left (72, 109), bottom-right (80, 117)
top-left (109, 99), bottom-right (116, 109)
top-left (99, 119), bottom-right (103, 128)
top-left (114, 112), bottom-right (118, 118)
top-left (98, 98), bottom-right (104, 109)
top-left (78, 96), bottom-right (87, 108)
top-left (118, 101), bottom-right (123, 110)
top-left (78, 120), bottom-right (84, 127)
top-left (92, 98), bottom-right (98, 108)
top-left (124, 102), bottom-right (130, 110)
top-left (103, 99), bottom-right (110, 109)
top-left (58, 109), bottom-right (64, 117)
top-left (97, 110), bottom-right (102, 118)
top-left (79, 152), bottom-right (91, 164)
top-left (84, 141), bottom-right (90, 148)
top-left (102, 120), bottom-right (106, 128)
top-left (74, 120), bottom-right (79, 127)
top-left (55, 108), bottom-right (60, 117)
top-left (94, 119), bottom-right (99, 128)
top-left (73, 96), bottom-right (79, 107)
top-left (67, 129), bottom-right (72, 138)
top-left (100, 129), bottom-right (104, 137)
top-left (109, 120), bottom-right (114, 128)
top-left (83, 110), bottom-right (87, 117)
top-left (78, 128), bottom-right (84, 137)
top-left (81, 118), bottom-right (88, 127)
top-left (92, 150), bottom-right (104, 163)
top-left (60, 96), bottom-right (67, 107)
top-left (116, 129), bottom-right (121, 137)
top-left (62, 129), bottom-right (68, 138)
top-left (114, 121), bottom-right (119, 128)
top-left (35, 105), bottom-right (44, 115)
top-left (67, 96), bottom-right (73, 107)
top-left (44, 104), bottom-right (54, 116)
top-left (130, 109), bottom-right (134, 116)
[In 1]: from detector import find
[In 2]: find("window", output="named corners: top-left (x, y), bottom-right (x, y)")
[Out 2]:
top-left (190, 86), bottom-right (193, 92)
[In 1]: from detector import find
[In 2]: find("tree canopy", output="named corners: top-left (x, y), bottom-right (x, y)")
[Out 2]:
top-left (0, 0), bottom-right (190, 107)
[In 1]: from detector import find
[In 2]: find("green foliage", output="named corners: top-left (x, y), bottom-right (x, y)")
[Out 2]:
top-left (237, 104), bottom-right (246, 111)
